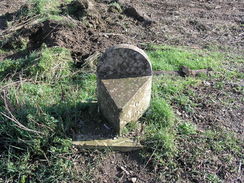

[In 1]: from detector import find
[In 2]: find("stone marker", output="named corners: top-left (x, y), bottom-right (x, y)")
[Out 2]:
top-left (97, 44), bottom-right (152, 134)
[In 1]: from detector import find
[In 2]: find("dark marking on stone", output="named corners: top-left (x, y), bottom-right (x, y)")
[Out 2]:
top-left (97, 44), bottom-right (152, 79)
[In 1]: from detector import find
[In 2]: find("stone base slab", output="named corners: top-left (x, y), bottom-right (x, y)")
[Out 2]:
top-left (72, 137), bottom-right (143, 152)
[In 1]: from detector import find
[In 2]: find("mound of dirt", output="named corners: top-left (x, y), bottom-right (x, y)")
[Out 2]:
top-left (1, 0), bottom-right (244, 59)
top-left (0, 0), bottom-right (138, 61)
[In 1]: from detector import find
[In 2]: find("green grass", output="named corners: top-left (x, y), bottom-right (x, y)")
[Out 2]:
top-left (143, 98), bottom-right (176, 160)
top-left (178, 122), bottom-right (197, 135)
top-left (27, 0), bottom-right (73, 17)
top-left (1, 44), bottom-right (243, 182)
top-left (141, 45), bottom-right (244, 182)
top-left (147, 45), bottom-right (223, 71)
top-left (1, 0), bottom-right (75, 30)
top-left (0, 46), bottom-right (73, 81)
top-left (0, 46), bottom-right (97, 182)
top-left (24, 0), bottom-right (90, 22)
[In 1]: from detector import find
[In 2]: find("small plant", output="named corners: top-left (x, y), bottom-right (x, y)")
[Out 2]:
top-left (28, 0), bottom-right (72, 16)
top-left (109, 2), bottom-right (123, 13)
top-left (121, 121), bottom-right (139, 135)
top-left (207, 173), bottom-right (222, 183)
top-left (178, 122), bottom-right (197, 135)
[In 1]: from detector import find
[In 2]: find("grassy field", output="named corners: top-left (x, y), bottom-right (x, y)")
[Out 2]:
top-left (0, 0), bottom-right (243, 182)
top-left (1, 44), bottom-right (243, 182)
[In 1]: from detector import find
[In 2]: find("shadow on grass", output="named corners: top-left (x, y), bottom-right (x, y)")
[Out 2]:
top-left (46, 101), bottom-right (117, 141)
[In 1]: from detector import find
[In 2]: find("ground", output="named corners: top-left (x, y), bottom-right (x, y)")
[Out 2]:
top-left (0, 0), bottom-right (243, 183)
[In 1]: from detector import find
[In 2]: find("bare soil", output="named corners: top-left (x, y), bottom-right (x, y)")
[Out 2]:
top-left (1, 0), bottom-right (244, 60)
top-left (0, 0), bottom-right (243, 182)
top-left (180, 80), bottom-right (244, 138)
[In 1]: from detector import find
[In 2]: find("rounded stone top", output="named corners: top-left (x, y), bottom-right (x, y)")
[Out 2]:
top-left (97, 44), bottom-right (152, 79)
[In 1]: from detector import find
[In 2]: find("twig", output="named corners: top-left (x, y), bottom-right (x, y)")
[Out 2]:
top-left (0, 112), bottom-right (43, 135)
top-left (97, 32), bottom-right (124, 37)
top-left (0, 91), bottom-right (43, 135)
top-left (143, 147), bottom-right (157, 170)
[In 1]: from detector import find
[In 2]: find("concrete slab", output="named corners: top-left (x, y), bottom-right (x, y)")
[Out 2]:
top-left (72, 137), bottom-right (143, 152)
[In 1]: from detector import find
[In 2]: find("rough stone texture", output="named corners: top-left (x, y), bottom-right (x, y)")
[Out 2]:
top-left (98, 76), bottom-right (152, 133)
top-left (97, 44), bottom-right (152, 79)
top-left (97, 44), bottom-right (152, 134)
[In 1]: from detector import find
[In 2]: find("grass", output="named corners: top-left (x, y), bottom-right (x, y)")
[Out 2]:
top-left (147, 45), bottom-right (223, 71)
top-left (0, 43), bottom-right (243, 182)
top-left (141, 45), bottom-right (244, 182)
top-left (0, 46), bottom-right (97, 182)
top-left (24, 0), bottom-right (89, 22)
top-left (178, 122), bottom-right (197, 135)
top-left (27, 0), bottom-right (73, 17)
top-left (0, 46), bottom-right (73, 81)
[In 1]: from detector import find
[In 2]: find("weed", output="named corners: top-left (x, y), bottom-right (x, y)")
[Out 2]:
top-left (121, 121), bottom-right (139, 135)
top-left (178, 122), bottom-right (197, 135)
top-left (109, 2), bottom-right (123, 13)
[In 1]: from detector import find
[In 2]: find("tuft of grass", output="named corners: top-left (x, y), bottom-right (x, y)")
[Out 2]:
top-left (145, 98), bottom-right (175, 128)
top-left (31, 46), bottom-right (73, 80)
top-left (143, 98), bottom-right (176, 163)
top-left (0, 46), bottom-right (73, 81)
top-left (144, 126), bottom-right (176, 159)
top-left (109, 2), bottom-right (123, 13)
top-left (178, 122), bottom-right (197, 135)
top-left (28, 0), bottom-right (73, 16)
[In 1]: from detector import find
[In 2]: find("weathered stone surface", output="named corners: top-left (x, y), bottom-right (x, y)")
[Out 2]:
top-left (97, 44), bottom-right (152, 79)
top-left (98, 76), bottom-right (152, 133)
top-left (72, 137), bottom-right (143, 152)
top-left (97, 44), bottom-right (152, 134)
